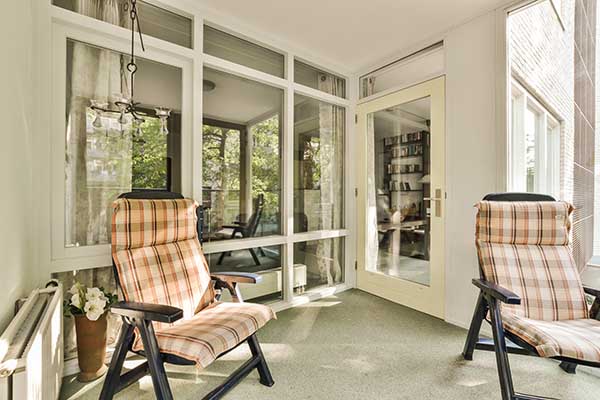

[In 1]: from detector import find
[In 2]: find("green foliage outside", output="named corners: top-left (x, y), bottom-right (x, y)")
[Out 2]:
top-left (202, 115), bottom-right (281, 234)
top-left (132, 117), bottom-right (167, 189)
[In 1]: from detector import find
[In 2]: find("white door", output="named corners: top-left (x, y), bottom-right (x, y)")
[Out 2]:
top-left (356, 77), bottom-right (445, 318)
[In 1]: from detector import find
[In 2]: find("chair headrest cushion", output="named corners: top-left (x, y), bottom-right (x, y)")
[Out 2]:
top-left (475, 200), bottom-right (573, 245)
top-left (112, 198), bottom-right (198, 250)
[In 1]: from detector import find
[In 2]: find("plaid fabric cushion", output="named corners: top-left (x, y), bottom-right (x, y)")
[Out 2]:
top-left (475, 200), bottom-right (587, 321)
top-left (477, 242), bottom-right (588, 320)
top-left (112, 198), bottom-right (215, 339)
top-left (131, 301), bottom-right (276, 368)
top-left (113, 198), bottom-right (198, 251)
top-left (475, 201), bottom-right (572, 245)
top-left (503, 313), bottom-right (600, 362)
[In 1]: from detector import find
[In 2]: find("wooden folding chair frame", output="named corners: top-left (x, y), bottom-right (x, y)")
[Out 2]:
top-left (461, 192), bottom-right (600, 400)
top-left (99, 191), bottom-right (274, 400)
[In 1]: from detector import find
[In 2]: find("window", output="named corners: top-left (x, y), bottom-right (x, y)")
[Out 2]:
top-left (203, 25), bottom-right (285, 78)
top-left (294, 95), bottom-right (345, 232)
top-left (509, 81), bottom-right (560, 198)
top-left (206, 245), bottom-right (283, 302)
top-left (64, 39), bottom-right (182, 248)
top-left (359, 42), bottom-right (444, 99)
top-left (294, 59), bottom-right (346, 98)
top-left (53, 0), bottom-right (193, 48)
top-left (294, 238), bottom-right (344, 292)
top-left (202, 68), bottom-right (283, 241)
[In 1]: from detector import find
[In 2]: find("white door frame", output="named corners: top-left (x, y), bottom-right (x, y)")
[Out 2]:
top-left (356, 76), bottom-right (446, 319)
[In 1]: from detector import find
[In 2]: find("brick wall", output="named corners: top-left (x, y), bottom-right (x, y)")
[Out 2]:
top-left (509, 0), bottom-right (596, 270)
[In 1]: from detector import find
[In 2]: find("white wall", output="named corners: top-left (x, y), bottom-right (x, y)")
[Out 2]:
top-left (444, 11), bottom-right (499, 327)
top-left (0, 0), bottom-right (35, 330)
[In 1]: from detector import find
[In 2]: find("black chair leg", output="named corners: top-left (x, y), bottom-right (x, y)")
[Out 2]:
top-left (247, 334), bottom-right (274, 387)
top-left (137, 319), bottom-right (174, 400)
top-left (488, 295), bottom-right (516, 400)
top-left (559, 361), bottom-right (577, 374)
top-left (249, 248), bottom-right (261, 266)
top-left (217, 252), bottom-right (227, 265)
top-left (463, 292), bottom-right (488, 360)
top-left (99, 322), bottom-right (135, 400)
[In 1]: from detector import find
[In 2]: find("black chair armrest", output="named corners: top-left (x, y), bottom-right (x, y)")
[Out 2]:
top-left (110, 301), bottom-right (183, 323)
top-left (222, 224), bottom-right (245, 229)
top-left (472, 279), bottom-right (521, 305)
top-left (583, 286), bottom-right (600, 298)
top-left (212, 272), bottom-right (262, 284)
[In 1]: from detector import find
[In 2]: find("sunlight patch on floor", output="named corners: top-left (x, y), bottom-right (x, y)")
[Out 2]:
top-left (217, 342), bottom-right (296, 362)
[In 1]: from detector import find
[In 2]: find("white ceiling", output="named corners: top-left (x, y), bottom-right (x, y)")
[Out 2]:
top-left (197, 0), bottom-right (512, 72)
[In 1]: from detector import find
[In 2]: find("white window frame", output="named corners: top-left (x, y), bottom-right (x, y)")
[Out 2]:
top-left (35, 0), bottom-right (356, 310)
top-left (508, 80), bottom-right (561, 198)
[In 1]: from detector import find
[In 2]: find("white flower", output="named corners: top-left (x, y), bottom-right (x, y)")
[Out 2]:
top-left (69, 282), bottom-right (83, 295)
top-left (70, 293), bottom-right (83, 309)
top-left (84, 299), bottom-right (107, 321)
top-left (86, 287), bottom-right (106, 303)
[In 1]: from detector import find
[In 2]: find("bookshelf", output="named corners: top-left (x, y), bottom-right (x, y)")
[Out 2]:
top-left (382, 130), bottom-right (430, 259)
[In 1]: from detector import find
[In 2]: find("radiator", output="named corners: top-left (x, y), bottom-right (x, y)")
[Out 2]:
top-left (0, 283), bottom-right (63, 400)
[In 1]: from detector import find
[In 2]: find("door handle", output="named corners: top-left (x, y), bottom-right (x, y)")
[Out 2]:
top-left (424, 189), bottom-right (443, 217)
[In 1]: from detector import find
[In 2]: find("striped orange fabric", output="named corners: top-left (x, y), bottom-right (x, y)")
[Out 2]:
top-left (111, 197), bottom-right (276, 367)
top-left (502, 314), bottom-right (600, 362)
top-left (477, 242), bottom-right (588, 320)
top-left (132, 302), bottom-right (276, 368)
top-left (112, 199), bottom-right (215, 343)
top-left (113, 198), bottom-right (198, 251)
top-left (475, 200), bottom-right (587, 322)
top-left (476, 201), bottom-right (572, 246)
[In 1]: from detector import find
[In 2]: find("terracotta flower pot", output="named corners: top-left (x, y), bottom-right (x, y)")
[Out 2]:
top-left (74, 312), bottom-right (108, 382)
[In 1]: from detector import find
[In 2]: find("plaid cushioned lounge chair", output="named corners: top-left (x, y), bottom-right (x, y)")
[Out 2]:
top-left (99, 191), bottom-right (276, 400)
top-left (462, 193), bottom-right (600, 400)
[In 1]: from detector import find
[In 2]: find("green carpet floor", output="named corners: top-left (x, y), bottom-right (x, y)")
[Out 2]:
top-left (61, 290), bottom-right (600, 399)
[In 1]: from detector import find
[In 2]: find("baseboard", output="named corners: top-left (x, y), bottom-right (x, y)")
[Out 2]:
top-left (445, 317), bottom-right (492, 338)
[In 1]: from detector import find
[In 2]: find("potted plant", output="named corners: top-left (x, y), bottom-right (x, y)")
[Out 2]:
top-left (65, 282), bottom-right (117, 382)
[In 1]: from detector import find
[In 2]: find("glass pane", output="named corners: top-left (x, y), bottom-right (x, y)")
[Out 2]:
top-left (65, 39), bottom-right (181, 248)
top-left (293, 95), bottom-right (345, 232)
top-left (205, 245), bottom-right (282, 302)
top-left (525, 107), bottom-right (536, 192)
top-left (293, 238), bottom-right (344, 293)
top-left (359, 43), bottom-right (443, 99)
top-left (53, 0), bottom-right (193, 48)
top-left (202, 68), bottom-right (283, 241)
top-left (367, 97), bottom-right (431, 286)
top-left (204, 25), bottom-right (285, 78)
top-left (294, 60), bottom-right (346, 98)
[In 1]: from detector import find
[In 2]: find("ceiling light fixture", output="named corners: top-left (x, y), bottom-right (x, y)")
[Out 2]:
top-left (90, 0), bottom-right (171, 136)
top-left (203, 79), bottom-right (216, 92)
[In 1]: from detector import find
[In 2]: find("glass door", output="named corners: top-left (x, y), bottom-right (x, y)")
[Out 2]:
top-left (356, 77), bottom-right (445, 318)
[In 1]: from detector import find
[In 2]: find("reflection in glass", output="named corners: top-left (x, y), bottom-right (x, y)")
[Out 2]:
top-left (294, 95), bottom-right (345, 233)
top-left (202, 68), bottom-right (283, 241)
top-left (294, 238), bottom-right (344, 292)
top-left (206, 245), bottom-right (282, 302)
top-left (294, 60), bottom-right (346, 98)
top-left (367, 97), bottom-right (431, 286)
top-left (53, 0), bottom-right (193, 48)
top-left (525, 107), bottom-right (537, 192)
top-left (65, 39), bottom-right (181, 248)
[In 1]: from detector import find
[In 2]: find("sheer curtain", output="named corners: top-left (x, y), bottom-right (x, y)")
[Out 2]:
top-left (314, 74), bottom-right (345, 285)
top-left (65, 0), bottom-right (132, 247)
top-left (62, 0), bottom-right (130, 361)
top-left (366, 113), bottom-right (379, 270)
